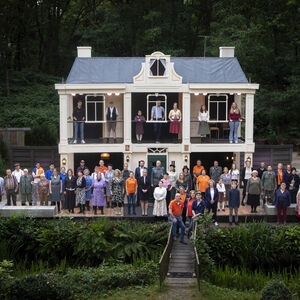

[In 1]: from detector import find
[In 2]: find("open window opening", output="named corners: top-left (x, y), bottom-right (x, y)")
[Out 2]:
top-left (149, 59), bottom-right (166, 76)
top-left (208, 94), bottom-right (228, 122)
top-left (147, 93), bottom-right (167, 122)
top-left (85, 95), bottom-right (105, 123)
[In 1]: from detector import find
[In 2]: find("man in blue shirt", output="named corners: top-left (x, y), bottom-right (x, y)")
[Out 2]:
top-left (45, 163), bottom-right (55, 180)
top-left (151, 101), bottom-right (165, 143)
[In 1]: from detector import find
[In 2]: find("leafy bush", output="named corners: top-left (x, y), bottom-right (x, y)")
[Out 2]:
top-left (8, 273), bottom-right (71, 300)
top-left (195, 223), bottom-right (300, 272)
top-left (0, 260), bottom-right (14, 298)
top-left (261, 280), bottom-right (292, 300)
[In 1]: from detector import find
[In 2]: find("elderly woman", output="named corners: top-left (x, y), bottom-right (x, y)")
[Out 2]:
top-left (104, 164), bottom-right (114, 208)
top-left (153, 180), bottom-right (167, 216)
top-left (37, 174), bottom-right (49, 206)
top-left (110, 169), bottom-right (124, 215)
top-left (274, 183), bottom-right (291, 225)
top-left (63, 169), bottom-right (76, 213)
top-left (246, 170), bottom-right (261, 213)
top-left (49, 168), bottom-right (62, 212)
top-left (90, 172), bottom-right (106, 215)
top-left (205, 180), bottom-right (219, 226)
top-left (84, 169), bottom-right (92, 211)
top-left (76, 170), bottom-right (86, 214)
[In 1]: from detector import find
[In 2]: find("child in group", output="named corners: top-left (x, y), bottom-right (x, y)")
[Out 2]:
top-left (217, 178), bottom-right (226, 212)
top-left (228, 181), bottom-right (240, 225)
top-left (134, 110), bottom-right (145, 143)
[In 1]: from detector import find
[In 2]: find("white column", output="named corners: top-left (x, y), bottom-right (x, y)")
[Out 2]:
top-left (245, 94), bottom-right (254, 144)
top-left (67, 96), bottom-right (73, 138)
top-left (123, 92), bottom-right (132, 144)
top-left (59, 94), bottom-right (69, 144)
top-left (182, 92), bottom-right (191, 145)
top-left (234, 94), bottom-right (242, 137)
top-left (60, 153), bottom-right (74, 170)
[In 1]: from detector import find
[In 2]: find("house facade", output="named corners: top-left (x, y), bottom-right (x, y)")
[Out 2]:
top-left (55, 46), bottom-right (259, 173)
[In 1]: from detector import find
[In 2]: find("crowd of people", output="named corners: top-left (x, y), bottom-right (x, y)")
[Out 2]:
top-left (72, 99), bottom-right (243, 144)
top-left (0, 160), bottom-right (299, 227)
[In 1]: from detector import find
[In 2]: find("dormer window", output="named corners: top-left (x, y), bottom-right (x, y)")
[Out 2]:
top-left (150, 58), bottom-right (166, 76)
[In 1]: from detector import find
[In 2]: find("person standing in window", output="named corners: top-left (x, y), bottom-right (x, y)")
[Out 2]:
top-left (168, 102), bottom-right (181, 143)
top-left (134, 110), bottom-right (146, 143)
top-left (73, 99), bottom-right (85, 144)
top-left (198, 105), bottom-right (210, 142)
top-left (151, 101), bottom-right (165, 143)
top-left (106, 101), bottom-right (119, 143)
top-left (228, 102), bottom-right (242, 144)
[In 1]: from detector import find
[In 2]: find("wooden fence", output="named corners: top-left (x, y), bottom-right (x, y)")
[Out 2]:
top-left (193, 224), bottom-right (201, 291)
top-left (8, 146), bottom-right (60, 170)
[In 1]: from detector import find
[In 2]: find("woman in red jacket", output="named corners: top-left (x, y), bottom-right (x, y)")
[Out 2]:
top-left (228, 102), bottom-right (242, 144)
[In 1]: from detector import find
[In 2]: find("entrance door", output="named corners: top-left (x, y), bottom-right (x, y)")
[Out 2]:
top-left (147, 155), bottom-right (167, 176)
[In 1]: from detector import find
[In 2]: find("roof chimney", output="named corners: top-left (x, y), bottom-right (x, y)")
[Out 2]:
top-left (219, 47), bottom-right (235, 57)
top-left (77, 46), bottom-right (92, 58)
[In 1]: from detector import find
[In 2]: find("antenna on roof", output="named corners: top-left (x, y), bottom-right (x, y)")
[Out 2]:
top-left (198, 35), bottom-right (210, 57)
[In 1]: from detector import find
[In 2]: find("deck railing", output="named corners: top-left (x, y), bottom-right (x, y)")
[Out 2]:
top-left (158, 223), bottom-right (173, 287)
top-left (193, 223), bottom-right (201, 291)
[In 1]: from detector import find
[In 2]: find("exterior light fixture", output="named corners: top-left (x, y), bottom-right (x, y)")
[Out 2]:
top-left (126, 155), bottom-right (130, 162)
top-left (62, 158), bottom-right (67, 165)
top-left (226, 156), bottom-right (229, 160)
top-left (184, 155), bottom-right (188, 162)
top-left (203, 93), bottom-right (208, 96)
top-left (71, 93), bottom-right (76, 96)
top-left (101, 153), bottom-right (110, 159)
top-left (107, 92), bottom-right (112, 96)
top-left (194, 93), bottom-right (199, 96)
top-left (115, 93), bottom-right (120, 96)
top-left (237, 93), bottom-right (241, 95)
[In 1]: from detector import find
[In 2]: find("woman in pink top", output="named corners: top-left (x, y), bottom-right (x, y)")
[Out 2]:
top-left (161, 173), bottom-right (172, 209)
top-left (228, 102), bottom-right (242, 144)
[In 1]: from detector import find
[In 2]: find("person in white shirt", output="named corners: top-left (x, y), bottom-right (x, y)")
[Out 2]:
top-left (12, 163), bottom-right (24, 202)
top-left (153, 180), bottom-right (167, 216)
top-left (198, 104), bottom-right (210, 141)
top-left (229, 163), bottom-right (240, 183)
top-left (217, 178), bottom-right (226, 211)
top-left (105, 101), bottom-right (119, 143)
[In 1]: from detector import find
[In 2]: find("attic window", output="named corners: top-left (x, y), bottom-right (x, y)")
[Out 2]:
top-left (150, 59), bottom-right (166, 76)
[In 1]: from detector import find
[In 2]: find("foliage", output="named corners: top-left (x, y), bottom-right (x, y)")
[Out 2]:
top-left (0, 216), bottom-right (169, 267)
top-left (0, 260), bottom-right (14, 299)
top-left (261, 280), bottom-right (292, 300)
top-left (0, 1), bottom-right (299, 144)
top-left (195, 223), bottom-right (300, 272)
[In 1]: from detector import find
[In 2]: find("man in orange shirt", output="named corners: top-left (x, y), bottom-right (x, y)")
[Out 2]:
top-left (193, 160), bottom-right (204, 185)
top-left (179, 186), bottom-right (189, 224)
top-left (99, 159), bottom-right (108, 176)
top-left (168, 193), bottom-right (186, 244)
top-left (126, 171), bottom-right (137, 215)
top-left (196, 169), bottom-right (210, 197)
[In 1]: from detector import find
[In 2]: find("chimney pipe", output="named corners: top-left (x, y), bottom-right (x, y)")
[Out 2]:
top-left (219, 47), bottom-right (235, 57)
top-left (77, 46), bottom-right (92, 58)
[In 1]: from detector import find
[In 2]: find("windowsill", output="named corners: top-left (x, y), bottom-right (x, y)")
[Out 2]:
top-left (148, 76), bottom-right (168, 79)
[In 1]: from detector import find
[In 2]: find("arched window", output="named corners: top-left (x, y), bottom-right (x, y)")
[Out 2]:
top-left (149, 58), bottom-right (166, 76)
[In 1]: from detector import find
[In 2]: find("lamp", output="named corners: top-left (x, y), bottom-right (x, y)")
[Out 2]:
top-left (101, 153), bottom-right (110, 159)
top-left (115, 93), bottom-right (120, 96)
top-left (62, 158), bottom-right (67, 165)
top-left (237, 92), bottom-right (242, 95)
top-left (107, 92), bottom-right (112, 96)
top-left (126, 155), bottom-right (130, 162)
top-left (71, 93), bottom-right (76, 96)
top-left (203, 92), bottom-right (208, 96)
top-left (226, 156), bottom-right (229, 161)
top-left (184, 155), bottom-right (188, 162)
top-left (194, 93), bottom-right (199, 96)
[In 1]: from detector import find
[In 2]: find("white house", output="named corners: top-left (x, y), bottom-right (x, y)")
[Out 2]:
top-left (55, 46), bottom-right (259, 173)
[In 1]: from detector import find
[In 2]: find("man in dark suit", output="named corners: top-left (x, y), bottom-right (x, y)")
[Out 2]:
top-left (135, 160), bottom-right (147, 206)
top-left (138, 169), bottom-right (151, 216)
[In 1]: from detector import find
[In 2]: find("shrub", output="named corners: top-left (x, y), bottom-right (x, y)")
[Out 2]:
top-left (261, 280), bottom-right (292, 300)
top-left (8, 273), bottom-right (71, 300)
top-left (0, 260), bottom-right (14, 298)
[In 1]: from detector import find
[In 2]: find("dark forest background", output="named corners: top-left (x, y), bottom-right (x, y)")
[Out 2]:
top-left (0, 0), bottom-right (299, 145)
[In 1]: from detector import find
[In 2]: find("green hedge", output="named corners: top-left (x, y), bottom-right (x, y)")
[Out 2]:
top-left (0, 217), bottom-right (169, 266)
top-left (1, 261), bottom-right (158, 300)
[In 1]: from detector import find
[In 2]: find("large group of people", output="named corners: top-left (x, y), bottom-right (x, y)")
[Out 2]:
top-left (72, 99), bottom-right (243, 144)
top-left (0, 159), bottom-right (299, 226)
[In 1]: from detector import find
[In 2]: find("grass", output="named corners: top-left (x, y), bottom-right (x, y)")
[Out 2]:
top-left (98, 281), bottom-right (261, 300)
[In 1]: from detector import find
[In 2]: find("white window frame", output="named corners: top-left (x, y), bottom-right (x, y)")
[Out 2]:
top-left (146, 93), bottom-right (167, 123)
top-left (149, 58), bottom-right (167, 77)
top-left (208, 94), bottom-right (228, 123)
top-left (85, 94), bottom-right (106, 123)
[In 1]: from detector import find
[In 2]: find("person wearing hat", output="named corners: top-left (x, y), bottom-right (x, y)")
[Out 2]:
top-left (287, 167), bottom-right (299, 203)
top-left (19, 169), bottom-right (33, 205)
top-left (246, 170), bottom-right (261, 213)
top-left (12, 163), bottom-right (24, 202)
top-left (73, 99), bottom-right (85, 144)
top-left (105, 101), bottom-right (119, 143)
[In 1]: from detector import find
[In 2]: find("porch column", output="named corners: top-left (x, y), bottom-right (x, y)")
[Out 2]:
top-left (245, 93), bottom-right (254, 144)
top-left (123, 92), bottom-right (132, 144)
top-left (59, 94), bottom-right (70, 144)
top-left (182, 92), bottom-right (191, 145)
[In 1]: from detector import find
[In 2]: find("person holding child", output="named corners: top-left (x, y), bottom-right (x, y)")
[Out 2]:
top-left (228, 181), bottom-right (240, 225)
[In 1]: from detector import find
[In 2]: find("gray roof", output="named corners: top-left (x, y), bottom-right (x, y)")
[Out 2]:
top-left (66, 57), bottom-right (248, 84)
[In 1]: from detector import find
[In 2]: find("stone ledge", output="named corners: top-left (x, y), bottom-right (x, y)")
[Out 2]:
top-left (0, 205), bottom-right (56, 218)
top-left (264, 204), bottom-right (297, 216)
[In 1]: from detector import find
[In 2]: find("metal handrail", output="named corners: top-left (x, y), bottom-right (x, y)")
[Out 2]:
top-left (158, 223), bottom-right (173, 287)
top-left (193, 223), bottom-right (201, 291)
